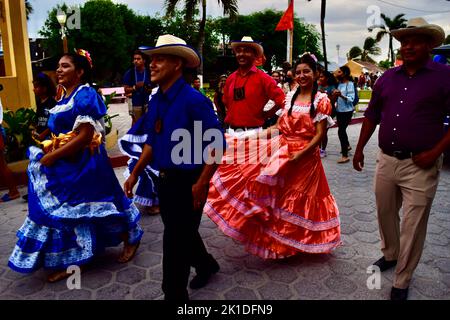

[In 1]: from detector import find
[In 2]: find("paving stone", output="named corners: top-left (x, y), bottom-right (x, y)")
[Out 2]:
top-left (203, 274), bottom-right (234, 292)
top-left (190, 289), bottom-right (222, 300)
top-left (224, 246), bottom-right (250, 259)
top-left (435, 259), bottom-right (450, 273)
top-left (224, 286), bottom-right (258, 300)
top-left (117, 267), bottom-right (146, 285)
top-left (96, 283), bottom-right (131, 300)
top-left (340, 224), bottom-right (358, 235)
top-left (353, 213), bottom-right (375, 222)
top-left (352, 221), bottom-right (379, 233)
top-left (132, 281), bottom-right (163, 300)
top-left (330, 246), bottom-right (357, 260)
top-left (81, 270), bottom-right (113, 290)
top-left (148, 267), bottom-right (163, 282)
top-left (353, 231), bottom-right (380, 244)
top-left (9, 277), bottom-right (45, 296)
top-left (206, 236), bottom-right (235, 249)
top-left (257, 282), bottom-right (292, 300)
top-left (244, 255), bottom-right (277, 271)
top-left (216, 258), bottom-right (245, 275)
top-left (133, 252), bottom-right (161, 268)
top-left (30, 290), bottom-right (58, 300)
top-left (428, 245), bottom-right (450, 259)
top-left (296, 263), bottom-right (331, 281)
top-left (59, 289), bottom-right (92, 300)
top-left (147, 240), bottom-right (163, 254)
top-left (234, 270), bottom-right (265, 288)
top-left (324, 275), bottom-right (358, 294)
top-left (0, 279), bottom-right (11, 294)
top-left (426, 233), bottom-right (449, 246)
top-left (265, 265), bottom-right (299, 283)
top-left (328, 259), bottom-right (358, 276)
top-left (146, 222), bottom-right (164, 234)
top-left (293, 278), bottom-right (327, 299)
top-left (427, 224), bottom-right (445, 235)
top-left (413, 278), bottom-right (449, 299)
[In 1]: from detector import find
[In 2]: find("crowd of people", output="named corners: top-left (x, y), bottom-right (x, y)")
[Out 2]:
top-left (0, 17), bottom-right (449, 302)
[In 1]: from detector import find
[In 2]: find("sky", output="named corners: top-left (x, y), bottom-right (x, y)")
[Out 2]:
top-left (26, 0), bottom-right (450, 65)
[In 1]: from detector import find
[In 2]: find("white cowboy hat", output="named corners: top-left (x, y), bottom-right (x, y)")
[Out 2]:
top-left (139, 34), bottom-right (201, 68)
top-left (231, 36), bottom-right (264, 58)
top-left (391, 17), bottom-right (445, 48)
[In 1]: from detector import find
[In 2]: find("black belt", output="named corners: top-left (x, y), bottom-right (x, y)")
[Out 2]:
top-left (227, 125), bottom-right (261, 131)
top-left (159, 167), bottom-right (203, 179)
top-left (382, 150), bottom-right (416, 160)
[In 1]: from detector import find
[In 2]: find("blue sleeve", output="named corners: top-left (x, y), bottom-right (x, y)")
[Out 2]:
top-left (73, 86), bottom-right (107, 120)
top-left (189, 92), bottom-right (226, 151)
top-left (345, 82), bottom-right (355, 104)
top-left (144, 101), bottom-right (157, 147)
top-left (123, 69), bottom-right (133, 86)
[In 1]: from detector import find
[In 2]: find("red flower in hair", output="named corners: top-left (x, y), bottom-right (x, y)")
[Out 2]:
top-left (76, 49), bottom-right (93, 68)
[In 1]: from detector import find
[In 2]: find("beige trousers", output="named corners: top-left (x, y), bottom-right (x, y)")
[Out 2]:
top-left (374, 151), bottom-right (443, 289)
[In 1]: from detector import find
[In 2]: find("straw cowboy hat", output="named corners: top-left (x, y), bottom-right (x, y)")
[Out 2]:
top-left (139, 34), bottom-right (201, 68)
top-left (391, 17), bottom-right (445, 48)
top-left (231, 36), bottom-right (264, 58)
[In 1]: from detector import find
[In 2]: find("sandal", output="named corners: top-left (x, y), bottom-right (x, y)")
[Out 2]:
top-left (337, 157), bottom-right (350, 164)
top-left (0, 193), bottom-right (20, 203)
top-left (117, 241), bottom-right (140, 263)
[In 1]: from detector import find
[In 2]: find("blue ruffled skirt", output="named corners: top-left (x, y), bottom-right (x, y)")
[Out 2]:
top-left (8, 145), bottom-right (143, 273)
top-left (119, 113), bottom-right (159, 207)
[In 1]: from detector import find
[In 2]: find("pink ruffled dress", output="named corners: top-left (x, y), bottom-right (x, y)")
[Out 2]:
top-left (205, 92), bottom-right (341, 259)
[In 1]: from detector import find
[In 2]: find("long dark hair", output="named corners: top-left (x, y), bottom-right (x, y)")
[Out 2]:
top-left (61, 53), bottom-right (93, 85)
top-left (33, 72), bottom-right (56, 98)
top-left (289, 54), bottom-right (318, 117)
top-left (339, 65), bottom-right (352, 82)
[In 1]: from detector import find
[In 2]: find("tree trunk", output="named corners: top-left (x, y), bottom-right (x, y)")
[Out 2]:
top-left (320, 0), bottom-right (328, 71)
top-left (389, 34), bottom-right (394, 65)
top-left (197, 0), bottom-right (207, 75)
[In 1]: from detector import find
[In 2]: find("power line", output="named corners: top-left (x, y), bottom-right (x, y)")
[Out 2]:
top-left (375, 0), bottom-right (450, 13)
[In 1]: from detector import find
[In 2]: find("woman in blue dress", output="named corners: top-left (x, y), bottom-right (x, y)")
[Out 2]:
top-left (8, 51), bottom-right (143, 282)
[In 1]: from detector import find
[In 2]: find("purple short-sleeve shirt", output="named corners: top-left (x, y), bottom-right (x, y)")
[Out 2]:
top-left (364, 60), bottom-right (450, 154)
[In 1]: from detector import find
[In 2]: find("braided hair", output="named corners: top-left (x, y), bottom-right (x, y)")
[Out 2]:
top-left (288, 54), bottom-right (318, 118)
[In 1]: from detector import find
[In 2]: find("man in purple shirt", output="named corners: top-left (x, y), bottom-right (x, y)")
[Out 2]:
top-left (353, 18), bottom-right (450, 300)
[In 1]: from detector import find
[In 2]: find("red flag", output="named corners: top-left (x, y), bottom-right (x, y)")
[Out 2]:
top-left (275, 1), bottom-right (294, 31)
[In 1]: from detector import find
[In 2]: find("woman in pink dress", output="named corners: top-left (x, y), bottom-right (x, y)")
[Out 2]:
top-left (204, 54), bottom-right (341, 259)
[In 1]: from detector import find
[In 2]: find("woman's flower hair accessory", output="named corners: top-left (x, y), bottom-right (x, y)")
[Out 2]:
top-left (300, 52), bottom-right (318, 63)
top-left (76, 49), bottom-right (93, 68)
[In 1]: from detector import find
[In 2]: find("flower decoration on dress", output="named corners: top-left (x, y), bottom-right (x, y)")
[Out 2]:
top-left (76, 49), bottom-right (93, 69)
top-left (34, 131), bottom-right (102, 155)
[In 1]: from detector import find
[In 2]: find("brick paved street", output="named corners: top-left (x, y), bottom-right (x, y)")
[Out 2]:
top-left (0, 118), bottom-right (449, 300)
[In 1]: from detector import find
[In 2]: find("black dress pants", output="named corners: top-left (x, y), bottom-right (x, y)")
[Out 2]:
top-left (157, 167), bottom-right (215, 301)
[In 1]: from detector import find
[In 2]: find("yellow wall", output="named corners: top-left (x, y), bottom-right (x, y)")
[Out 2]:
top-left (0, 0), bottom-right (35, 110)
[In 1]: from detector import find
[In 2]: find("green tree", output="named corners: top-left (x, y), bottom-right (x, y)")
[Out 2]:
top-left (378, 59), bottom-right (391, 69)
top-left (215, 9), bottom-right (321, 72)
top-left (368, 13), bottom-right (407, 65)
top-left (347, 37), bottom-right (381, 63)
top-left (164, 0), bottom-right (238, 74)
top-left (40, 0), bottom-right (153, 84)
top-left (25, 0), bottom-right (33, 20)
top-left (445, 34), bottom-right (450, 44)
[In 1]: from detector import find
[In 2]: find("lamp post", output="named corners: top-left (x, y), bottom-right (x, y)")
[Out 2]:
top-left (56, 11), bottom-right (68, 53)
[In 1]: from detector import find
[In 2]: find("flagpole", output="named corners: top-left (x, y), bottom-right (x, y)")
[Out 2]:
top-left (289, 0), bottom-right (294, 65)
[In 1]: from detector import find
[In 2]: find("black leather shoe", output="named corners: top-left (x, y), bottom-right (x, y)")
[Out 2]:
top-left (390, 287), bottom-right (408, 300)
top-left (189, 259), bottom-right (220, 290)
top-left (373, 256), bottom-right (397, 272)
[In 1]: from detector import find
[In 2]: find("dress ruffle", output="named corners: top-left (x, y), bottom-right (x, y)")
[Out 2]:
top-left (205, 92), bottom-right (341, 259)
top-left (8, 145), bottom-right (143, 273)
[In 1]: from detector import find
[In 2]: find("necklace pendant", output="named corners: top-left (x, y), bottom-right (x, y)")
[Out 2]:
top-left (155, 119), bottom-right (162, 134)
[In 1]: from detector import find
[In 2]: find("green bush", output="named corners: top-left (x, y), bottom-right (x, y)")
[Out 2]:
top-left (2, 108), bottom-right (37, 162)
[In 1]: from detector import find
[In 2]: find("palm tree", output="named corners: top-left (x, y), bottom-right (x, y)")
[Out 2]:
top-left (308, 0), bottom-right (327, 71)
top-left (25, 0), bottom-right (33, 20)
top-left (368, 13), bottom-right (407, 65)
top-left (164, 0), bottom-right (238, 74)
top-left (347, 37), bottom-right (381, 63)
